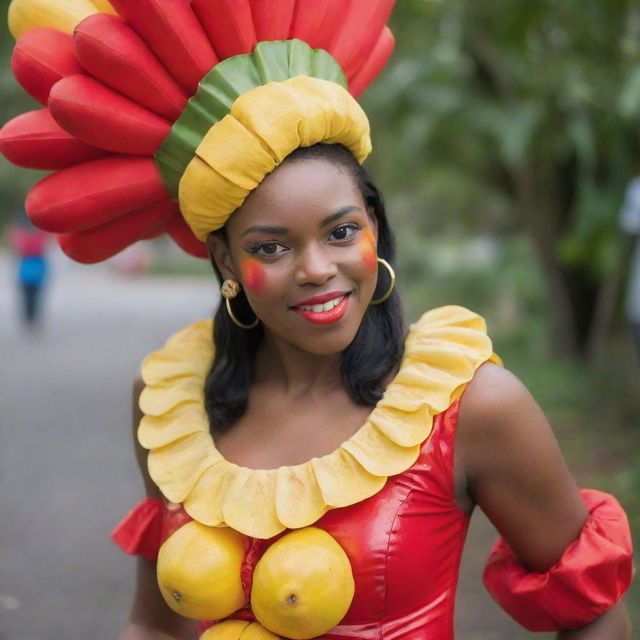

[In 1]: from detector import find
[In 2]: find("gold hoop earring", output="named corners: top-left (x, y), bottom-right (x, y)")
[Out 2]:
top-left (369, 258), bottom-right (396, 306)
top-left (221, 279), bottom-right (260, 330)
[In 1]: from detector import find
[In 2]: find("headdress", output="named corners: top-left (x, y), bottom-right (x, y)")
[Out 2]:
top-left (1, 0), bottom-right (396, 263)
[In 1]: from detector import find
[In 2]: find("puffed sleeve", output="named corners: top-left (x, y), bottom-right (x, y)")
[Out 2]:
top-left (483, 489), bottom-right (634, 632)
top-left (110, 497), bottom-right (163, 563)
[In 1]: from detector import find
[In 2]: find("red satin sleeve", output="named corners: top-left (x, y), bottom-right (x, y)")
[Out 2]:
top-left (110, 497), bottom-right (192, 563)
top-left (483, 488), bottom-right (634, 632)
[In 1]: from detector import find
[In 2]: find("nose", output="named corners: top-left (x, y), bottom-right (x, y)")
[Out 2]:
top-left (293, 243), bottom-right (338, 286)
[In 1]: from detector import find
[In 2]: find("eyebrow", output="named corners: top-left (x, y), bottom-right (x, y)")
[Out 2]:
top-left (240, 206), bottom-right (363, 238)
top-left (320, 205), bottom-right (362, 227)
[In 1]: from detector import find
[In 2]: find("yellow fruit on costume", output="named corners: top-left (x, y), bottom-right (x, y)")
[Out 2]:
top-left (157, 521), bottom-right (247, 620)
top-left (251, 527), bottom-right (355, 640)
top-left (199, 620), bottom-right (280, 639)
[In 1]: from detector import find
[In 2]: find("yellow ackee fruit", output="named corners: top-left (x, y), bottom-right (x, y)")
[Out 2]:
top-left (199, 620), bottom-right (281, 640)
top-left (251, 527), bottom-right (355, 640)
top-left (157, 521), bottom-right (247, 620)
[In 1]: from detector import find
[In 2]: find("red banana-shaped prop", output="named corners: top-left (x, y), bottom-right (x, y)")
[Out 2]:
top-left (290, 0), bottom-right (343, 53)
top-left (26, 156), bottom-right (169, 233)
top-left (74, 13), bottom-right (188, 121)
top-left (166, 213), bottom-right (208, 259)
top-left (48, 75), bottom-right (171, 155)
top-left (349, 27), bottom-right (395, 97)
top-left (250, 0), bottom-right (295, 41)
top-left (11, 28), bottom-right (84, 105)
top-left (330, 0), bottom-right (394, 81)
top-left (0, 109), bottom-right (105, 169)
top-left (191, 0), bottom-right (256, 60)
top-left (57, 199), bottom-right (178, 263)
top-left (290, 0), bottom-right (332, 45)
top-left (107, 0), bottom-right (218, 94)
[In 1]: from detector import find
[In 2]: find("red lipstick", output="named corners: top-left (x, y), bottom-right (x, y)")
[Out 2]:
top-left (291, 291), bottom-right (351, 325)
top-left (292, 290), bottom-right (350, 307)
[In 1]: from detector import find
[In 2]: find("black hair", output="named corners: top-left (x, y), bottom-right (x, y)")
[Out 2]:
top-left (204, 143), bottom-right (405, 434)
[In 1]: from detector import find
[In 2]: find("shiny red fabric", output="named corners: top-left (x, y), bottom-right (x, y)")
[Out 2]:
top-left (483, 489), bottom-right (633, 632)
top-left (115, 401), bottom-right (469, 639)
top-left (111, 497), bottom-right (193, 563)
top-left (111, 497), bottom-right (162, 564)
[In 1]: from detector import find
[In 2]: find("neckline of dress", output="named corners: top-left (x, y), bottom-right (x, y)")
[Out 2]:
top-left (138, 305), bottom-right (499, 538)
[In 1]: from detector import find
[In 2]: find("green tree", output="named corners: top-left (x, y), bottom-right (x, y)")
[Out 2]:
top-left (364, 0), bottom-right (640, 358)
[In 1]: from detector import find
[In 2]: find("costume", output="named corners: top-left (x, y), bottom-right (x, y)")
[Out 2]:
top-left (114, 305), bottom-right (501, 639)
top-left (1, 1), bottom-right (633, 638)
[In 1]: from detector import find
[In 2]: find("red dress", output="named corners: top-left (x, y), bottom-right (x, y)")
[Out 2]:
top-left (316, 400), bottom-right (465, 639)
top-left (115, 401), bottom-right (467, 639)
top-left (112, 308), bottom-right (632, 637)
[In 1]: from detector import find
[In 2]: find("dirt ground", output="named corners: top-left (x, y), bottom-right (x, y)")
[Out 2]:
top-left (0, 249), bottom-right (558, 639)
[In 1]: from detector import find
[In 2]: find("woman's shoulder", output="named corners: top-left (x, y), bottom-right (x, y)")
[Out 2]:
top-left (458, 361), bottom-right (527, 426)
top-left (455, 360), bottom-right (563, 486)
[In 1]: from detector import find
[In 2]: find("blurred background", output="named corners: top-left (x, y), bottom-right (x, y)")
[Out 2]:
top-left (0, 0), bottom-right (638, 638)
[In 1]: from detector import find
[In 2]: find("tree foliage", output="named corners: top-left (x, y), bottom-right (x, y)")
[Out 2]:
top-left (363, 0), bottom-right (640, 356)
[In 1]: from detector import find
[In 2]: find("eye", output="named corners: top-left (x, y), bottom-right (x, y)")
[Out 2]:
top-left (329, 223), bottom-right (359, 241)
top-left (247, 242), bottom-right (288, 258)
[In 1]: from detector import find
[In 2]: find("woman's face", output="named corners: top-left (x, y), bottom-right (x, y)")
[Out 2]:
top-left (209, 157), bottom-right (379, 355)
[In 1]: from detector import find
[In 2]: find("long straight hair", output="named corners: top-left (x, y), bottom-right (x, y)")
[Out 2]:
top-left (205, 144), bottom-right (405, 433)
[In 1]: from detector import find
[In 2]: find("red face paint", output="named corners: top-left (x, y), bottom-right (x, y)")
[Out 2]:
top-left (241, 257), bottom-right (266, 295)
top-left (360, 228), bottom-right (377, 274)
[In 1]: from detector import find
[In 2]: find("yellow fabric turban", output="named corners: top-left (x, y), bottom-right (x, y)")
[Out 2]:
top-left (178, 75), bottom-right (372, 241)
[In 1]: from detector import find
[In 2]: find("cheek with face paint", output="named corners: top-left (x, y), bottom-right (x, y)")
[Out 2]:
top-left (360, 228), bottom-right (378, 274)
top-left (240, 257), bottom-right (266, 296)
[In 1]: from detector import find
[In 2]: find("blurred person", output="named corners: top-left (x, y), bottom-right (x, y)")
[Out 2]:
top-left (619, 177), bottom-right (640, 360)
top-left (6, 222), bottom-right (50, 328)
top-left (0, 2), bottom-right (633, 640)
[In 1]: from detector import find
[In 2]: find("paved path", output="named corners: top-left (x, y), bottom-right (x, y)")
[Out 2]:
top-left (0, 249), bottom-right (542, 640)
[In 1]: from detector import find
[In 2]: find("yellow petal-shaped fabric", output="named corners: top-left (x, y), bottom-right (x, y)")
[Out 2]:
top-left (311, 450), bottom-right (386, 508)
top-left (275, 464), bottom-right (328, 529)
top-left (368, 405), bottom-right (430, 448)
top-left (179, 76), bottom-right (371, 241)
top-left (342, 423), bottom-right (421, 477)
top-left (138, 403), bottom-right (209, 450)
top-left (222, 467), bottom-right (282, 539)
top-left (139, 378), bottom-right (203, 416)
top-left (8, 0), bottom-right (99, 39)
top-left (142, 320), bottom-right (214, 386)
top-left (137, 305), bottom-right (500, 538)
top-left (148, 432), bottom-right (222, 503)
top-left (183, 462), bottom-right (230, 527)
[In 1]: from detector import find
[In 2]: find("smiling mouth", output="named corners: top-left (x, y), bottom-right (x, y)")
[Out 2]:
top-left (291, 293), bottom-right (351, 325)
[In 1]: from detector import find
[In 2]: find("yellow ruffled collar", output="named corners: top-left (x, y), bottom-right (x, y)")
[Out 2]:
top-left (139, 306), bottom-right (500, 539)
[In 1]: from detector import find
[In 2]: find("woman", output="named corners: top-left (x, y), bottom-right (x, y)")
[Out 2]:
top-left (117, 144), bottom-right (632, 639)
top-left (1, 1), bottom-right (632, 638)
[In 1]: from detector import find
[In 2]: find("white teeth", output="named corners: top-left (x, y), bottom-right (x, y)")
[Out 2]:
top-left (299, 295), bottom-right (345, 313)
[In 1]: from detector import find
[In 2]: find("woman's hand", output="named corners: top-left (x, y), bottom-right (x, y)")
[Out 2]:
top-left (556, 601), bottom-right (632, 639)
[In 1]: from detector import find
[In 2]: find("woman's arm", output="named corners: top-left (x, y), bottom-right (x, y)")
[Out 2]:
top-left (120, 377), bottom-right (197, 640)
top-left (557, 601), bottom-right (631, 639)
top-left (457, 362), bottom-right (631, 638)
